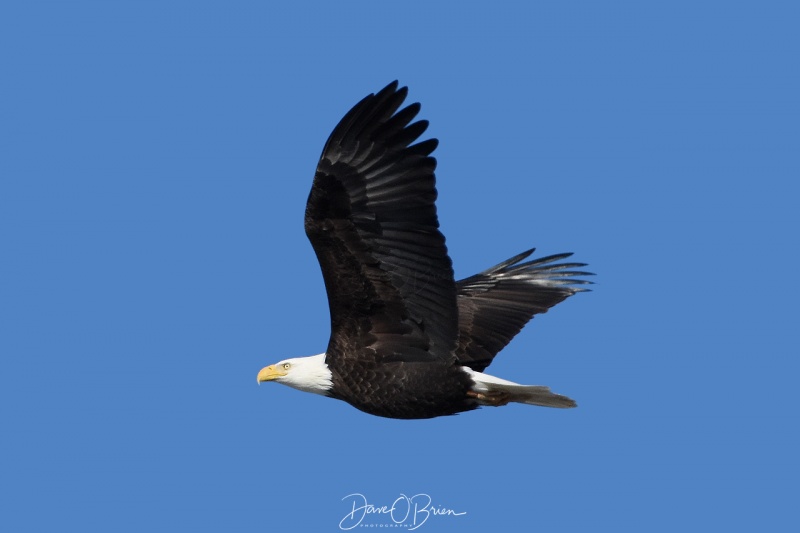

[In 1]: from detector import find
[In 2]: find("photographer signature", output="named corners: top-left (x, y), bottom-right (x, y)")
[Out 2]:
top-left (339, 492), bottom-right (466, 530)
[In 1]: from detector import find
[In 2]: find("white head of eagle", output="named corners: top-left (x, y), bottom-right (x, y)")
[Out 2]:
top-left (257, 353), bottom-right (332, 396)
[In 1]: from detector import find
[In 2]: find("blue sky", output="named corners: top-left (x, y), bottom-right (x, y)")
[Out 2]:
top-left (2, 1), bottom-right (798, 531)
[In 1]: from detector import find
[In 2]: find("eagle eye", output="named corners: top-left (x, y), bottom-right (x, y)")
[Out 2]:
top-left (283, 363), bottom-right (291, 370)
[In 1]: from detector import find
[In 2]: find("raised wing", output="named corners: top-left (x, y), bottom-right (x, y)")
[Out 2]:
top-left (304, 81), bottom-right (458, 365)
top-left (455, 249), bottom-right (593, 371)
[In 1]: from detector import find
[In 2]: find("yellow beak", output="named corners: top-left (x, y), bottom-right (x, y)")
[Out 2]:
top-left (257, 365), bottom-right (286, 384)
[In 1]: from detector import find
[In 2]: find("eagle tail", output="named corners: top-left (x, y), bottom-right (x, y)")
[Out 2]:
top-left (463, 367), bottom-right (577, 409)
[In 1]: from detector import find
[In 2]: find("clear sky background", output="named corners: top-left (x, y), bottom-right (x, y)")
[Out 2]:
top-left (2, 1), bottom-right (798, 531)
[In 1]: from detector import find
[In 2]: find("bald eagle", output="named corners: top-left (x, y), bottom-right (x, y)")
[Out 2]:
top-left (257, 82), bottom-right (592, 419)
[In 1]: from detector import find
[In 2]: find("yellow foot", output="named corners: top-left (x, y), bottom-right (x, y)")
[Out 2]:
top-left (467, 390), bottom-right (511, 407)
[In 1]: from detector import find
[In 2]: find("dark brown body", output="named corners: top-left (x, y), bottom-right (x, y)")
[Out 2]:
top-left (327, 359), bottom-right (476, 419)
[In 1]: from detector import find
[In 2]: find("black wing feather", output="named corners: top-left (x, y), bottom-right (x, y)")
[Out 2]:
top-left (455, 249), bottom-right (593, 371)
top-left (305, 82), bottom-right (458, 366)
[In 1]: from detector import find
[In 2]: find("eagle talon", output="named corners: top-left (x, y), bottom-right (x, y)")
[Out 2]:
top-left (468, 390), bottom-right (511, 407)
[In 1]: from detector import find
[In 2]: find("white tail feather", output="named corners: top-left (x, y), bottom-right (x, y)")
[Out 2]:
top-left (463, 367), bottom-right (577, 409)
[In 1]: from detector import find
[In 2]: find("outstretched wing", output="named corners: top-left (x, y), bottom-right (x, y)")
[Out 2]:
top-left (304, 81), bottom-right (458, 365)
top-left (455, 249), bottom-right (593, 371)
